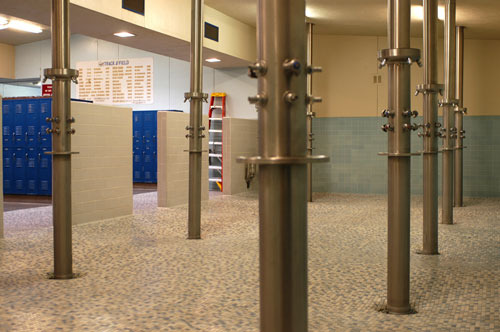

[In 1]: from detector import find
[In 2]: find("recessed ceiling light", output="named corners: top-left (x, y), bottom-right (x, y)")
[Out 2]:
top-left (412, 6), bottom-right (445, 21)
top-left (306, 7), bottom-right (317, 18)
top-left (8, 20), bottom-right (42, 33)
top-left (205, 58), bottom-right (221, 63)
top-left (114, 32), bottom-right (135, 38)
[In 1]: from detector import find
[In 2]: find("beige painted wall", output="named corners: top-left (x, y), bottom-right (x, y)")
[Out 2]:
top-left (71, 0), bottom-right (256, 62)
top-left (157, 111), bottom-right (209, 207)
top-left (72, 102), bottom-right (133, 225)
top-left (222, 117), bottom-right (258, 195)
top-left (0, 43), bottom-right (15, 79)
top-left (313, 34), bottom-right (500, 117)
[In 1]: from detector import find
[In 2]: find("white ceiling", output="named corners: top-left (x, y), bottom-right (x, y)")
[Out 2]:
top-left (205, 0), bottom-right (500, 40)
top-left (0, 0), bottom-right (248, 68)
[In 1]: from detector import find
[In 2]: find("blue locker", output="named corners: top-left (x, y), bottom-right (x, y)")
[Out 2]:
top-left (26, 100), bottom-right (39, 148)
top-left (26, 147), bottom-right (38, 195)
top-left (39, 99), bottom-right (52, 148)
top-left (132, 110), bottom-right (158, 183)
top-left (13, 147), bottom-right (26, 194)
top-left (38, 147), bottom-right (52, 195)
top-left (3, 101), bottom-right (15, 148)
top-left (13, 101), bottom-right (27, 148)
top-left (3, 147), bottom-right (14, 194)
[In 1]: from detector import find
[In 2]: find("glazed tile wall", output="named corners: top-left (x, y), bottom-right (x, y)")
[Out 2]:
top-left (313, 116), bottom-right (500, 197)
top-left (222, 118), bottom-right (258, 195)
top-left (71, 102), bottom-right (133, 225)
top-left (157, 112), bottom-right (209, 207)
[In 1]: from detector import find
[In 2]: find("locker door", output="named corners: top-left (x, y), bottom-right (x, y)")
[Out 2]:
top-left (26, 100), bottom-right (39, 148)
top-left (38, 147), bottom-right (52, 196)
top-left (39, 99), bottom-right (52, 148)
top-left (3, 147), bottom-right (14, 194)
top-left (3, 100), bottom-right (15, 148)
top-left (142, 111), bottom-right (157, 183)
top-left (13, 147), bottom-right (27, 194)
top-left (26, 147), bottom-right (38, 195)
top-left (13, 101), bottom-right (27, 148)
top-left (133, 111), bottom-right (144, 182)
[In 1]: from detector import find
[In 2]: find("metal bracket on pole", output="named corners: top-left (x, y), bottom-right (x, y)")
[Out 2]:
top-left (378, 48), bottom-right (422, 68)
top-left (415, 83), bottom-right (444, 96)
top-left (43, 68), bottom-right (79, 84)
top-left (237, 155), bottom-right (329, 165)
top-left (184, 92), bottom-right (208, 103)
top-left (438, 99), bottom-right (459, 107)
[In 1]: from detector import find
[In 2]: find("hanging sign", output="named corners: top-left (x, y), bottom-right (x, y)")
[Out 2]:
top-left (42, 84), bottom-right (53, 96)
top-left (76, 57), bottom-right (153, 105)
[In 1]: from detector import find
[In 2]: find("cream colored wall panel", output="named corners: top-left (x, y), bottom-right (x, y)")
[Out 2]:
top-left (313, 35), bottom-right (378, 118)
top-left (157, 111), bottom-right (208, 207)
top-left (0, 43), bottom-right (15, 79)
top-left (222, 118), bottom-right (258, 195)
top-left (71, 102), bottom-right (133, 225)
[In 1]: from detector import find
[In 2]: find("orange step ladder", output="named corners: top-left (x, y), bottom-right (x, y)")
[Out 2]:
top-left (208, 93), bottom-right (226, 191)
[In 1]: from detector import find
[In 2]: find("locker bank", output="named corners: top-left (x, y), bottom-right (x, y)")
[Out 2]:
top-left (0, 0), bottom-right (499, 331)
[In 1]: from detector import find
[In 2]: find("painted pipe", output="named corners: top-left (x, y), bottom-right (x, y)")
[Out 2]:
top-left (441, 0), bottom-right (457, 224)
top-left (454, 26), bottom-right (466, 207)
top-left (187, 0), bottom-right (205, 239)
top-left (381, 0), bottom-right (417, 314)
top-left (257, 0), bottom-right (308, 330)
top-left (418, 0), bottom-right (439, 255)
top-left (46, 0), bottom-right (77, 279)
top-left (306, 23), bottom-right (314, 203)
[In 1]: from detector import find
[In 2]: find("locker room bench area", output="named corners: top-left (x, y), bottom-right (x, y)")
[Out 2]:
top-left (1, 98), bottom-right (133, 226)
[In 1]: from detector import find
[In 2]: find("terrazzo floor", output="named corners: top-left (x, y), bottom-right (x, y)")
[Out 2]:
top-left (0, 192), bottom-right (499, 331)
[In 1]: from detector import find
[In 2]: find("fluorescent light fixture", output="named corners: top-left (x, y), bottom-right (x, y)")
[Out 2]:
top-left (412, 5), bottom-right (445, 21)
top-left (114, 31), bottom-right (135, 38)
top-left (0, 17), bottom-right (8, 26)
top-left (8, 19), bottom-right (42, 33)
top-left (205, 58), bottom-right (221, 63)
top-left (306, 7), bottom-right (317, 18)
top-left (438, 7), bottom-right (445, 21)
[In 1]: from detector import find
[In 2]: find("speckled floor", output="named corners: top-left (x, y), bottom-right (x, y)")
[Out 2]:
top-left (0, 192), bottom-right (499, 331)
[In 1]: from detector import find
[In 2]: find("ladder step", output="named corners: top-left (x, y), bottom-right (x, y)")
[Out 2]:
top-left (209, 153), bottom-right (222, 158)
top-left (209, 117), bottom-right (223, 121)
top-left (209, 141), bottom-right (222, 145)
top-left (209, 129), bottom-right (222, 133)
top-left (209, 178), bottom-right (222, 182)
top-left (210, 106), bottom-right (223, 109)
top-left (209, 166), bottom-right (222, 170)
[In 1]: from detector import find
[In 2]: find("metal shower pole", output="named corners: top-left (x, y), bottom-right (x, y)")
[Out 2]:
top-left (185, 0), bottom-right (207, 239)
top-left (439, 0), bottom-right (457, 225)
top-left (306, 22), bottom-right (315, 203)
top-left (44, 0), bottom-right (79, 279)
top-left (416, 0), bottom-right (440, 255)
top-left (454, 26), bottom-right (467, 207)
top-left (239, 0), bottom-right (327, 330)
top-left (378, 0), bottom-right (420, 314)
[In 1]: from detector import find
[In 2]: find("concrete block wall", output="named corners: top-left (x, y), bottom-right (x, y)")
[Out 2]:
top-left (71, 102), bottom-right (133, 225)
top-left (157, 111), bottom-right (209, 207)
top-left (222, 118), bottom-right (258, 195)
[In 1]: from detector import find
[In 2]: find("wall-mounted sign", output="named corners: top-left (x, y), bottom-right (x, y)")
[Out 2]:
top-left (205, 22), bottom-right (219, 42)
top-left (42, 84), bottom-right (52, 96)
top-left (76, 57), bottom-right (153, 105)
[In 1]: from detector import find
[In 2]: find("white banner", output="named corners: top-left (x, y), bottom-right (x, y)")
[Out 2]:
top-left (76, 57), bottom-right (153, 105)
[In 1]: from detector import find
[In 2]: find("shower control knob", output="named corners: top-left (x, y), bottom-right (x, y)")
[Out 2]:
top-left (248, 94), bottom-right (268, 106)
top-left (307, 66), bottom-right (323, 74)
top-left (381, 109), bottom-right (395, 118)
top-left (381, 124), bottom-right (393, 132)
top-left (283, 58), bottom-right (302, 75)
top-left (403, 123), bottom-right (419, 131)
top-left (403, 110), bottom-right (419, 118)
top-left (284, 91), bottom-right (298, 104)
top-left (248, 61), bottom-right (267, 78)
